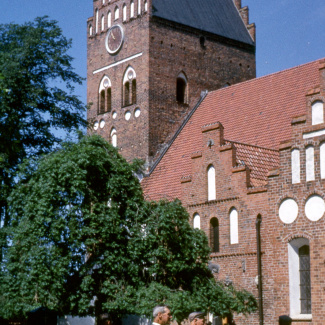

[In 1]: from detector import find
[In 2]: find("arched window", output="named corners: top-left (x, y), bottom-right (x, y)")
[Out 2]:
top-left (101, 15), bottom-right (105, 31)
top-left (138, 0), bottom-right (141, 15)
top-left (193, 213), bottom-right (200, 229)
top-left (288, 238), bottom-right (312, 316)
top-left (312, 101), bottom-right (324, 125)
top-left (321, 143), bottom-right (325, 179)
top-left (98, 76), bottom-right (112, 114)
top-left (123, 66), bottom-right (137, 107)
top-left (306, 146), bottom-right (315, 182)
top-left (123, 4), bottom-right (127, 21)
top-left (291, 149), bottom-right (300, 184)
top-left (210, 218), bottom-right (219, 253)
top-left (176, 72), bottom-right (188, 104)
top-left (230, 208), bottom-right (238, 244)
top-left (130, 0), bottom-right (135, 18)
top-left (144, 0), bottom-right (148, 12)
top-left (114, 6), bottom-right (119, 20)
top-left (111, 128), bottom-right (117, 147)
top-left (107, 11), bottom-right (112, 28)
top-left (89, 25), bottom-right (93, 36)
top-left (207, 165), bottom-right (216, 201)
top-left (95, 9), bottom-right (99, 34)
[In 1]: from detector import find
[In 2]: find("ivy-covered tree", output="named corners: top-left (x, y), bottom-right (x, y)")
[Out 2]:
top-left (0, 17), bottom-right (87, 255)
top-left (1, 135), bottom-right (256, 323)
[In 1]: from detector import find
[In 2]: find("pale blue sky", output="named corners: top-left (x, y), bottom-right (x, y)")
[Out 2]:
top-left (0, 0), bottom-right (324, 106)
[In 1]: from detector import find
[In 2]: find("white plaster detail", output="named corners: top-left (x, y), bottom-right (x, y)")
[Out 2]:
top-left (288, 238), bottom-right (310, 317)
top-left (123, 66), bottom-right (136, 84)
top-left (111, 128), bottom-right (117, 147)
top-left (101, 15), bottom-right (105, 31)
top-left (112, 111), bottom-right (117, 119)
top-left (321, 143), bottom-right (325, 179)
top-left (312, 101), bottom-right (324, 125)
top-left (93, 121), bottom-right (99, 130)
top-left (230, 208), bottom-right (239, 244)
top-left (306, 146), bottom-right (315, 181)
top-left (144, 0), bottom-right (148, 12)
top-left (193, 213), bottom-right (200, 229)
top-left (303, 128), bottom-right (325, 139)
top-left (95, 9), bottom-right (99, 34)
top-left (305, 195), bottom-right (325, 221)
top-left (279, 199), bottom-right (298, 224)
top-left (134, 108), bottom-right (141, 118)
top-left (93, 52), bottom-right (143, 74)
top-left (114, 6), bottom-right (119, 20)
top-left (125, 111), bottom-right (131, 121)
top-left (207, 165), bottom-right (216, 201)
top-left (130, 0), bottom-right (134, 18)
top-left (99, 76), bottom-right (111, 93)
top-left (107, 11), bottom-right (112, 28)
top-left (99, 119), bottom-right (105, 129)
top-left (291, 149), bottom-right (300, 184)
top-left (123, 4), bottom-right (127, 21)
top-left (138, 0), bottom-right (141, 14)
top-left (89, 25), bottom-right (93, 36)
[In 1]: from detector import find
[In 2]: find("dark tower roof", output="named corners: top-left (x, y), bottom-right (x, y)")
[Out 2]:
top-left (152, 0), bottom-right (254, 46)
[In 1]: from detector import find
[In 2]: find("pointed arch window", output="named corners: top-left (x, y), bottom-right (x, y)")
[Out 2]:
top-left (123, 4), bottom-right (127, 21)
top-left (98, 76), bottom-right (112, 115)
top-left (111, 128), bottom-right (117, 147)
top-left (101, 15), bottom-right (105, 31)
top-left (114, 6), bottom-right (119, 20)
top-left (207, 165), bottom-right (216, 201)
top-left (230, 208), bottom-right (238, 244)
top-left (176, 72), bottom-right (188, 104)
top-left (123, 67), bottom-right (137, 107)
top-left (107, 11), bottom-right (112, 28)
top-left (210, 218), bottom-right (219, 253)
top-left (193, 213), bottom-right (200, 229)
top-left (130, 0), bottom-right (135, 18)
top-left (95, 9), bottom-right (99, 34)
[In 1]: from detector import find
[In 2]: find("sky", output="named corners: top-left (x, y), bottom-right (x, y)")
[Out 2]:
top-left (0, 0), bottom-right (324, 106)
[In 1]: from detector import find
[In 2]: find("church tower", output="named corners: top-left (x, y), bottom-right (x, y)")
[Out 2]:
top-left (87, 0), bottom-right (256, 166)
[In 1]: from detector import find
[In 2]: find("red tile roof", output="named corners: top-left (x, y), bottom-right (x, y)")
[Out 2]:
top-left (142, 59), bottom-right (323, 201)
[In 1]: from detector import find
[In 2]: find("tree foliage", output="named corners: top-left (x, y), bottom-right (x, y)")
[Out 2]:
top-left (0, 17), bottom-right (87, 243)
top-left (0, 136), bottom-right (257, 323)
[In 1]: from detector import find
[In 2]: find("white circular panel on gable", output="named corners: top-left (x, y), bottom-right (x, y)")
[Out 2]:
top-left (99, 119), bottom-right (105, 128)
top-left (93, 121), bottom-right (99, 130)
top-left (134, 108), bottom-right (141, 118)
top-left (112, 111), bottom-right (117, 119)
top-left (305, 195), bottom-right (325, 221)
top-left (125, 111), bottom-right (131, 121)
top-left (279, 198), bottom-right (298, 224)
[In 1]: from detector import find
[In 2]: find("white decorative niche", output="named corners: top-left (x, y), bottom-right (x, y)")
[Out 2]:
top-left (305, 195), bottom-right (325, 221)
top-left (112, 111), bottom-right (117, 119)
top-left (99, 119), bottom-right (105, 129)
top-left (125, 111), bottom-right (131, 121)
top-left (134, 107), bottom-right (141, 118)
top-left (93, 121), bottom-right (99, 130)
top-left (279, 199), bottom-right (298, 224)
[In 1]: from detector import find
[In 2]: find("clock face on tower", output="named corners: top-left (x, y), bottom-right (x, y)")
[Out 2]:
top-left (105, 25), bottom-right (124, 55)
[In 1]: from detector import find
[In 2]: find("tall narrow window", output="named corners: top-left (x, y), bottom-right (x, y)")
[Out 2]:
top-left (95, 9), bottom-right (99, 34)
top-left (207, 165), bottom-right (216, 201)
top-left (321, 143), bottom-right (325, 179)
top-left (193, 213), bottom-right (200, 229)
top-left (291, 149), bottom-right (300, 184)
top-left (306, 146), bottom-right (315, 181)
top-left (123, 4), bottom-right (127, 21)
top-left (312, 101), bottom-right (324, 125)
top-left (107, 11), bottom-right (112, 28)
top-left (176, 72), bottom-right (188, 104)
top-left (101, 15), bottom-right (105, 31)
top-left (230, 208), bottom-right (238, 244)
top-left (288, 238), bottom-right (312, 317)
top-left (138, 0), bottom-right (141, 15)
top-left (123, 67), bottom-right (137, 107)
top-left (98, 76), bottom-right (112, 114)
top-left (210, 218), bottom-right (219, 253)
top-left (115, 6), bottom-right (119, 20)
top-left (130, 0), bottom-right (134, 18)
top-left (111, 128), bottom-right (117, 147)
top-left (144, 0), bottom-right (148, 12)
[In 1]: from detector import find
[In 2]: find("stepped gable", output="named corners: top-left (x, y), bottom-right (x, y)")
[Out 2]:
top-left (152, 0), bottom-right (254, 46)
top-left (230, 141), bottom-right (279, 187)
top-left (142, 59), bottom-right (322, 201)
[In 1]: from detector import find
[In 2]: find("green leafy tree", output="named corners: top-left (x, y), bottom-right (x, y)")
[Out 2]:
top-left (1, 135), bottom-right (256, 323)
top-left (0, 17), bottom-right (87, 254)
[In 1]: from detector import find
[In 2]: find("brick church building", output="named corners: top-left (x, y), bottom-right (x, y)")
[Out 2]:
top-left (87, 0), bottom-right (325, 324)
